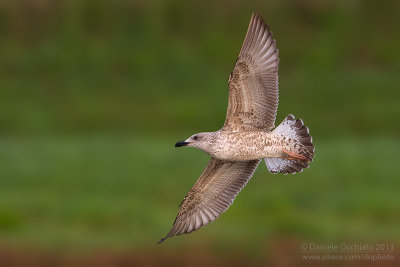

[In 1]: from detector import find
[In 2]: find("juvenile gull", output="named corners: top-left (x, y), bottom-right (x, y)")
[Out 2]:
top-left (159, 13), bottom-right (314, 243)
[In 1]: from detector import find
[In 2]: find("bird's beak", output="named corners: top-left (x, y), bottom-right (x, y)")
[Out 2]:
top-left (175, 141), bottom-right (189, 147)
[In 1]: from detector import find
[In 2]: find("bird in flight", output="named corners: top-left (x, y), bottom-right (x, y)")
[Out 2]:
top-left (159, 13), bottom-right (314, 243)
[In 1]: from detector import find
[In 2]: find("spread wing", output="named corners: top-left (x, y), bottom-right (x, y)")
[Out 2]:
top-left (158, 158), bottom-right (260, 243)
top-left (224, 13), bottom-right (279, 131)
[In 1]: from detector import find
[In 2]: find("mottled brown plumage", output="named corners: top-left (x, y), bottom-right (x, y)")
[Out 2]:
top-left (159, 13), bottom-right (314, 243)
top-left (224, 13), bottom-right (279, 131)
top-left (158, 158), bottom-right (260, 243)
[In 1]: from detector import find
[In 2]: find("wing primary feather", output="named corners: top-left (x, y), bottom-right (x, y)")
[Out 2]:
top-left (159, 158), bottom-right (261, 243)
top-left (224, 13), bottom-right (279, 131)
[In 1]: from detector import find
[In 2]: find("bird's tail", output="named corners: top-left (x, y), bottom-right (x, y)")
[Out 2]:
top-left (265, 114), bottom-right (314, 174)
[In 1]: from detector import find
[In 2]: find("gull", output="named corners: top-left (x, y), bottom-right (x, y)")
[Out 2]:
top-left (158, 13), bottom-right (314, 243)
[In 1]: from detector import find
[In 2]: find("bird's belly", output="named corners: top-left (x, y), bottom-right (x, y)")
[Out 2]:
top-left (210, 142), bottom-right (281, 161)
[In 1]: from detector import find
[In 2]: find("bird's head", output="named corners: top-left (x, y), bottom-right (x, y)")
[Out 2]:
top-left (175, 132), bottom-right (216, 152)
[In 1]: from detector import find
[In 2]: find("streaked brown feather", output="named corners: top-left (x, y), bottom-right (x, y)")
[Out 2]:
top-left (224, 13), bottom-right (279, 131)
top-left (158, 158), bottom-right (260, 243)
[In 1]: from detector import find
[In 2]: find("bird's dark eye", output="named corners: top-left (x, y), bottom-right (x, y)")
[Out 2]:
top-left (193, 135), bottom-right (198, 140)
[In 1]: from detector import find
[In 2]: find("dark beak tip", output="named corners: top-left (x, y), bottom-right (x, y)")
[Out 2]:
top-left (175, 141), bottom-right (188, 147)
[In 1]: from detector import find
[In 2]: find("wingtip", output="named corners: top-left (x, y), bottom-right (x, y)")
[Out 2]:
top-left (249, 12), bottom-right (263, 27)
top-left (251, 11), bottom-right (264, 22)
top-left (157, 237), bottom-right (167, 244)
top-left (251, 11), bottom-right (261, 18)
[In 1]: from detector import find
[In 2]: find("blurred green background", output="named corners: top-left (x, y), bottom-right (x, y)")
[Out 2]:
top-left (0, 0), bottom-right (399, 266)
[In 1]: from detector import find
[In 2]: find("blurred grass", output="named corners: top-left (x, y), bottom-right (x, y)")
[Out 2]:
top-left (0, 0), bottom-right (400, 262)
top-left (0, 136), bottom-right (399, 251)
top-left (0, 0), bottom-right (399, 137)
